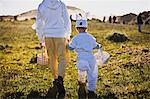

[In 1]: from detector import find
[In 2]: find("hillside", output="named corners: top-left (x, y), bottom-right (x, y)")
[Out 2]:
top-left (0, 6), bottom-right (85, 21)
top-left (16, 6), bottom-right (85, 21)
top-left (117, 11), bottom-right (150, 25)
top-left (117, 13), bottom-right (137, 24)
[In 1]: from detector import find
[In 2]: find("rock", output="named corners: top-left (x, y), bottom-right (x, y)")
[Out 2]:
top-left (5, 51), bottom-right (12, 54)
top-left (35, 46), bottom-right (41, 50)
top-left (0, 45), bottom-right (5, 50)
top-left (106, 33), bottom-right (129, 42)
top-left (5, 45), bottom-right (13, 49)
top-left (123, 62), bottom-right (135, 68)
top-left (129, 52), bottom-right (132, 55)
top-left (142, 48), bottom-right (149, 53)
top-left (0, 45), bottom-right (13, 50)
top-left (116, 52), bottom-right (122, 54)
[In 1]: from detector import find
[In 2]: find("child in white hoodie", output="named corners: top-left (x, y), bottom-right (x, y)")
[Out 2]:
top-left (68, 19), bottom-right (101, 98)
top-left (36, 0), bottom-right (71, 98)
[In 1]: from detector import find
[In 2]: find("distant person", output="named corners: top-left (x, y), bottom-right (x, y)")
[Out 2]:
top-left (109, 16), bottom-right (112, 23)
top-left (113, 16), bottom-right (117, 23)
top-left (36, 0), bottom-right (71, 98)
top-left (123, 21), bottom-right (125, 24)
top-left (137, 13), bottom-right (143, 32)
top-left (103, 16), bottom-right (106, 23)
top-left (68, 19), bottom-right (101, 98)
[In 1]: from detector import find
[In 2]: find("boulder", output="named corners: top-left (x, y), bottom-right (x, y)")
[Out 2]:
top-left (106, 33), bottom-right (129, 42)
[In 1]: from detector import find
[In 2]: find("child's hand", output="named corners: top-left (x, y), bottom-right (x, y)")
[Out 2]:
top-left (94, 44), bottom-right (102, 49)
top-left (67, 45), bottom-right (75, 51)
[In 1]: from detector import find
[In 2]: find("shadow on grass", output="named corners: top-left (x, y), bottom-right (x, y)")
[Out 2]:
top-left (27, 87), bottom-right (58, 99)
top-left (27, 90), bottom-right (44, 99)
top-left (141, 31), bottom-right (150, 34)
top-left (3, 92), bottom-right (24, 99)
top-left (2, 87), bottom-right (57, 99)
top-left (45, 86), bottom-right (58, 98)
top-left (98, 92), bottom-right (118, 99)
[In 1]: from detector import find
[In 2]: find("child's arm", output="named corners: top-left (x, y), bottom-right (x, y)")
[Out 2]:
top-left (67, 36), bottom-right (77, 51)
top-left (67, 45), bottom-right (75, 51)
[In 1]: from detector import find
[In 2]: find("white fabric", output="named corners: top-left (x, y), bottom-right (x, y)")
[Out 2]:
top-left (36, 0), bottom-right (71, 42)
top-left (76, 19), bottom-right (87, 28)
top-left (87, 59), bottom-right (98, 91)
top-left (77, 57), bottom-right (98, 91)
top-left (77, 60), bottom-right (90, 70)
top-left (69, 32), bottom-right (98, 91)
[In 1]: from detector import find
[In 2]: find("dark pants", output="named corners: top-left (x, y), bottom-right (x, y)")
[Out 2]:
top-left (138, 24), bottom-right (142, 32)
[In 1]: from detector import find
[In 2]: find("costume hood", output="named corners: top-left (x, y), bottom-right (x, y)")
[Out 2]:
top-left (41, 0), bottom-right (61, 9)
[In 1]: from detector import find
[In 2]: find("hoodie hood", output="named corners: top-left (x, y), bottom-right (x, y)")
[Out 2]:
top-left (42, 0), bottom-right (61, 9)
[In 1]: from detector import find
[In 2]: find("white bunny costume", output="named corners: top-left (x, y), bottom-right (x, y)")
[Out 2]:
top-left (68, 16), bottom-right (99, 91)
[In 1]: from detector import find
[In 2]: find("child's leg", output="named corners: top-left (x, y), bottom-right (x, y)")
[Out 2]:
top-left (78, 70), bottom-right (87, 99)
top-left (87, 64), bottom-right (98, 91)
top-left (87, 72), bottom-right (97, 91)
top-left (87, 63), bottom-right (98, 98)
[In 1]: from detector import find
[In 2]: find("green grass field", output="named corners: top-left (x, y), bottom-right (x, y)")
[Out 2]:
top-left (0, 20), bottom-right (150, 98)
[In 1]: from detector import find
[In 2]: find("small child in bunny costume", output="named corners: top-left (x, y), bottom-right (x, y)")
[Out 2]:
top-left (68, 15), bottom-right (101, 98)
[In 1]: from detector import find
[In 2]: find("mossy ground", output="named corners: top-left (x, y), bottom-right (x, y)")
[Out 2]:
top-left (0, 20), bottom-right (150, 98)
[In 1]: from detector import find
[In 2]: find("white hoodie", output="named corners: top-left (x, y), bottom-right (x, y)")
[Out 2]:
top-left (36, 0), bottom-right (71, 42)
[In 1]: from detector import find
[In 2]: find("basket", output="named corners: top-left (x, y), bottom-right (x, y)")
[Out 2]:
top-left (94, 49), bottom-right (110, 65)
top-left (37, 47), bottom-right (48, 66)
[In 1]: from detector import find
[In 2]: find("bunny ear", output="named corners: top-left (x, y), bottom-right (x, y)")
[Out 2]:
top-left (76, 14), bottom-right (79, 20)
top-left (85, 12), bottom-right (90, 20)
top-left (79, 12), bottom-right (88, 20)
top-left (85, 12), bottom-right (92, 20)
top-left (85, 12), bottom-right (88, 19)
top-left (76, 13), bottom-right (82, 20)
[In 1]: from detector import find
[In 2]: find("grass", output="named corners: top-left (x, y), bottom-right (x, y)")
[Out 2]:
top-left (0, 20), bottom-right (150, 98)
